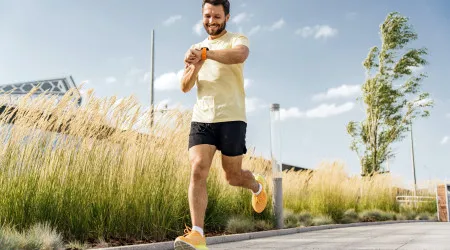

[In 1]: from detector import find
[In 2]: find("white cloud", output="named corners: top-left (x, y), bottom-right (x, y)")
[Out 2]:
top-left (296, 26), bottom-right (314, 38)
top-left (312, 84), bottom-right (360, 101)
top-left (244, 78), bottom-right (253, 89)
top-left (295, 25), bottom-right (338, 39)
top-left (409, 65), bottom-right (424, 73)
top-left (153, 69), bottom-right (184, 91)
top-left (232, 12), bottom-right (248, 24)
top-left (446, 113), bottom-right (450, 118)
top-left (306, 102), bottom-right (354, 118)
top-left (441, 136), bottom-right (449, 145)
top-left (280, 107), bottom-right (304, 120)
top-left (105, 77), bottom-right (117, 84)
top-left (248, 25), bottom-right (261, 36)
top-left (193, 20), bottom-right (203, 36)
top-left (163, 15), bottom-right (182, 26)
top-left (245, 97), bottom-right (266, 113)
top-left (315, 25), bottom-right (338, 39)
top-left (280, 102), bottom-right (355, 121)
top-left (268, 19), bottom-right (285, 31)
top-left (246, 19), bottom-right (285, 36)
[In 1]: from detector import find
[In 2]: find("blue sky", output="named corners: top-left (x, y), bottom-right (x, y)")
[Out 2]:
top-left (1, 0), bottom-right (449, 188)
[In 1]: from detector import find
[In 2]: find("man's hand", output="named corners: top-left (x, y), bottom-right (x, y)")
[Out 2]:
top-left (181, 47), bottom-right (205, 93)
top-left (184, 48), bottom-right (202, 65)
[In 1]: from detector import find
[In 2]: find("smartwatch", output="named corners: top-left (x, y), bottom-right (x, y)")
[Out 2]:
top-left (201, 47), bottom-right (209, 60)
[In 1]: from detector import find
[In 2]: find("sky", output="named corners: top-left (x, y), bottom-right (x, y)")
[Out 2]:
top-left (1, 0), bottom-right (449, 189)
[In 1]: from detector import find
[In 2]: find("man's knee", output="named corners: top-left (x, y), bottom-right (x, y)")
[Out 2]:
top-left (190, 157), bottom-right (210, 181)
top-left (188, 144), bottom-right (216, 182)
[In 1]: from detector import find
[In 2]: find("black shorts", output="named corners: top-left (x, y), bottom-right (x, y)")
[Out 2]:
top-left (188, 121), bottom-right (247, 156)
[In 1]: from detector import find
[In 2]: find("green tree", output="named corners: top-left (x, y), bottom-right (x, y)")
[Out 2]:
top-left (347, 12), bottom-right (433, 176)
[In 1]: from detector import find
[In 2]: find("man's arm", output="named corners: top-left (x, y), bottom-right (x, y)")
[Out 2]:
top-left (180, 60), bottom-right (204, 93)
top-left (207, 45), bottom-right (249, 64)
top-left (190, 45), bottom-right (249, 65)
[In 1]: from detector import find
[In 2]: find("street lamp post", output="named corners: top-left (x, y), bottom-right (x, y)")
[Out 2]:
top-left (410, 122), bottom-right (417, 197)
top-left (270, 103), bottom-right (283, 229)
top-left (150, 29), bottom-right (155, 128)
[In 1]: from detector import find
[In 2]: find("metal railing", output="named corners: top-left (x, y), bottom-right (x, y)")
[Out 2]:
top-left (396, 195), bottom-right (435, 203)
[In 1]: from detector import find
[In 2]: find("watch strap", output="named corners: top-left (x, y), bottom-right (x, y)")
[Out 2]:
top-left (201, 47), bottom-right (209, 60)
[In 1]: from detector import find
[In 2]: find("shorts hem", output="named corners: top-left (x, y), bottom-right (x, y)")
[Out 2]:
top-left (221, 151), bottom-right (246, 157)
top-left (191, 118), bottom-right (247, 124)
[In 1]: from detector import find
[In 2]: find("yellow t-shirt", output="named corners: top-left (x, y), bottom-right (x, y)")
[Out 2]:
top-left (190, 32), bottom-right (249, 123)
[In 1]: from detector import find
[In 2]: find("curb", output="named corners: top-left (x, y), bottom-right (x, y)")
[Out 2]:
top-left (91, 220), bottom-right (437, 250)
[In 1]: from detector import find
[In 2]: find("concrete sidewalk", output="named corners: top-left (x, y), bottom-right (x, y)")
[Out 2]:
top-left (211, 221), bottom-right (450, 249)
top-left (95, 220), bottom-right (447, 250)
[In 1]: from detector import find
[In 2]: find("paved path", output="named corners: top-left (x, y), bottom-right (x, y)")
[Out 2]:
top-left (210, 222), bottom-right (450, 250)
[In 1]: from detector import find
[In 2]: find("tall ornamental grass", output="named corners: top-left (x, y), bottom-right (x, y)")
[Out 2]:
top-left (282, 161), bottom-right (436, 222)
top-left (0, 88), bottom-right (436, 246)
top-left (0, 88), bottom-right (273, 243)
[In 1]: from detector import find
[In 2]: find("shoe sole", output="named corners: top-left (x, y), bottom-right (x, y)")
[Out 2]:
top-left (174, 240), bottom-right (208, 250)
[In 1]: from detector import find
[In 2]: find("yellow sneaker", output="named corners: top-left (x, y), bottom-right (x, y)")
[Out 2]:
top-left (252, 174), bottom-right (268, 213)
top-left (174, 226), bottom-right (208, 250)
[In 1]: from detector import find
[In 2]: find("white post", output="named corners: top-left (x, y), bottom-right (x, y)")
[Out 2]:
top-left (447, 184), bottom-right (450, 222)
top-left (150, 29), bottom-right (155, 128)
top-left (270, 103), bottom-right (283, 229)
top-left (410, 123), bottom-right (417, 197)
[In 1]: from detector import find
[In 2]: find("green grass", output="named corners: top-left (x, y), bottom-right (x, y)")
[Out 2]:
top-left (284, 162), bottom-right (391, 221)
top-left (0, 222), bottom-right (63, 250)
top-left (0, 89), bottom-right (438, 247)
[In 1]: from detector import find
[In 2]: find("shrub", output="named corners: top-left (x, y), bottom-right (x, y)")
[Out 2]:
top-left (226, 216), bottom-right (255, 234)
top-left (360, 209), bottom-right (385, 222)
top-left (297, 211), bottom-right (314, 227)
top-left (312, 215), bottom-right (334, 226)
top-left (0, 222), bottom-right (63, 250)
top-left (284, 209), bottom-right (299, 228)
top-left (254, 220), bottom-right (273, 231)
top-left (340, 209), bottom-right (359, 224)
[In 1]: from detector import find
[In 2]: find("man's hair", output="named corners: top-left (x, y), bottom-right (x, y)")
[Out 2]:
top-left (202, 0), bottom-right (230, 16)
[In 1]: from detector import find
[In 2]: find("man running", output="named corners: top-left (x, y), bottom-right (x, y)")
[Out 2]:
top-left (174, 0), bottom-right (267, 249)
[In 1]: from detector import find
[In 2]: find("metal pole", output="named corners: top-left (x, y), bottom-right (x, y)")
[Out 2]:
top-left (386, 152), bottom-right (390, 172)
top-left (270, 103), bottom-right (283, 229)
top-left (410, 122), bottom-right (417, 197)
top-left (150, 29), bottom-right (155, 128)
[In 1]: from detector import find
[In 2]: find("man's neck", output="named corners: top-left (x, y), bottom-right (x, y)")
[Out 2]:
top-left (208, 30), bottom-right (227, 40)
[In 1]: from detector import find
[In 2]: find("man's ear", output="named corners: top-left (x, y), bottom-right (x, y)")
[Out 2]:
top-left (226, 14), bottom-right (230, 22)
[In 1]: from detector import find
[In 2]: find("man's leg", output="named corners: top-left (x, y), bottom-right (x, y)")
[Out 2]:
top-left (221, 154), bottom-right (259, 193)
top-left (175, 122), bottom-right (216, 249)
top-left (219, 121), bottom-right (268, 213)
top-left (188, 144), bottom-right (216, 230)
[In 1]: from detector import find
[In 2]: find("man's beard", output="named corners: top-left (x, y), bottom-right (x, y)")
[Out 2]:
top-left (204, 21), bottom-right (227, 36)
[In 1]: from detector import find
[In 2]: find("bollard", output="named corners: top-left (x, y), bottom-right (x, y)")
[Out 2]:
top-left (270, 103), bottom-right (283, 229)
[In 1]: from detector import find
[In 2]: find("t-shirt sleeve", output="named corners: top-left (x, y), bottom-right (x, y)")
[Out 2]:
top-left (232, 33), bottom-right (249, 49)
top-left (190, 43), bottom-right (199, 50)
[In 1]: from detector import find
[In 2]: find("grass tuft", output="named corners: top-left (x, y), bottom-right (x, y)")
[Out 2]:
top-left (312, 215), bottom-right (334, 226)
top-left (226, 215), bottom-right (255, 234)
top-left (340, 209), bottom-right (359, 224)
